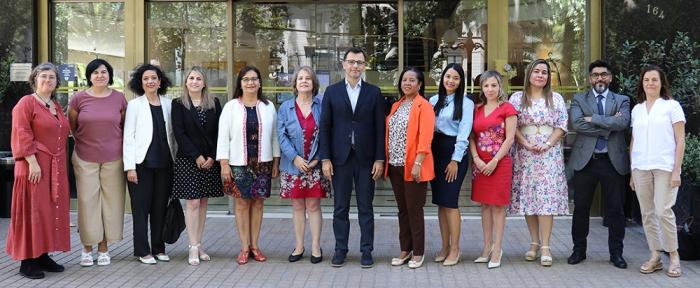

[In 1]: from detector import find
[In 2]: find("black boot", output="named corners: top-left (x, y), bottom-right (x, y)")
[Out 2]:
top-left (37, 253), bottom-right (65, 272)
top-left (19, 259), bottom-right (45, 279)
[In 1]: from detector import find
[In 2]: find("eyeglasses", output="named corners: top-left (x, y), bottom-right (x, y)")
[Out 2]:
top-left (345, 60), bottom-right (366, 66)
top-left (241, 77), bottom-right (259, 83)
top-left (590, 72), bottom-right (610, 79)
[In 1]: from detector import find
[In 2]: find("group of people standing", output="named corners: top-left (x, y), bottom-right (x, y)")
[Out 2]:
top-left (5, 47), bottom-right (686, 279)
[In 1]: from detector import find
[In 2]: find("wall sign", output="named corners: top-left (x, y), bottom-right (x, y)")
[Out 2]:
top-left (9, 63), bottom-right (32, 82)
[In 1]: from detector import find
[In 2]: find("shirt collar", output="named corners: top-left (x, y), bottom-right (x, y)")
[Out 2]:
top-left (345, 79), bottom-right (362, 89)
top-left (592, 89), bottom-right (610, 98)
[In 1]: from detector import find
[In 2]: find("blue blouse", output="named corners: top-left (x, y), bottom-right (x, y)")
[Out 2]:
top-left (429, 94), bottom-right (474, 161)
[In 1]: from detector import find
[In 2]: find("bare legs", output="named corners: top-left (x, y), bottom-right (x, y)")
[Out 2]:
top-left (185, 198), bottom-right (210, 263)
top-left (291, 198), bottom-right (323, 256)
top-left (437, 206), bottom-right (462, 261)
top-left (480, 204), bottom-right (506, 263)
top-left (525, 215), bottom-right (554, 259)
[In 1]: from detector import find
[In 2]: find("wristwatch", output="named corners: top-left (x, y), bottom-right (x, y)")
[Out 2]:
top-left (545, 141), bottom-right (552, 147)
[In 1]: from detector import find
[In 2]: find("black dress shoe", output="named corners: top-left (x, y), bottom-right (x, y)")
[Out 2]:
top-left (360, 251), bottom-right (374, 268)
top-left (19, 259), bottom-right (45, 279)
top-left (610, 253), bottom-right (627, 269)
top-left (288, 249), bottom-right (304, 262)
top-left (37, 253), bottom-right (65, 272)
top-left (331, 251), bottom-right (346, 267)
top-left (567, 250), bottom-right (586, 265)
top-left (310, 249), bottom-right (323, 264)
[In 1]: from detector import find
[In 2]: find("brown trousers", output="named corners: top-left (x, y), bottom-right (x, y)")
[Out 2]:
top-left (388, 165), bottom-right (427, 256)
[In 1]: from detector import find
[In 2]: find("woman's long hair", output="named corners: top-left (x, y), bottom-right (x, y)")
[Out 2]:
top-left (521, 59), bottom-right (553, 110)
top-left (181, 66), bottom-right (215, 110)
top-left (434, 63), bottom-right (466, 121)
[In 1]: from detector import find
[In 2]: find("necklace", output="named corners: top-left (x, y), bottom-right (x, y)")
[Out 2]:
top-left (34, 93), bottom-right (52, 108)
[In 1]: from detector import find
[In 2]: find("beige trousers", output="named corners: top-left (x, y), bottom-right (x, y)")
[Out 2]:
top-left (72, 152), bottom-right (126, 246)
top-left (631, 169), bottom-right (679, 252)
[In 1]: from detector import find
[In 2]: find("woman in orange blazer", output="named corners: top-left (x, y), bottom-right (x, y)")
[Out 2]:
top-left (385, 67), bottom-right (435, 269)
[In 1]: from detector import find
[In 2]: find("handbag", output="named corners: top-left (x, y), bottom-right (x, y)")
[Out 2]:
top-left (162, 197), bottom-right (186, 244)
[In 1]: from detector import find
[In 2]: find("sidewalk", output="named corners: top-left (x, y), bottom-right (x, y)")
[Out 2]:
top-left (0, 213), bottom-right (697, 288)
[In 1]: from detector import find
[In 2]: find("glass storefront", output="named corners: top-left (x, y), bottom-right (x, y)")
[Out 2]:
top-left (507, 0), bottom-right (587, 93)
top-left (403, 0), bottom-right (487, 93)
top-left (234, 2), bottom-right (399, 101)
top-left (147, 1), bottom-right (228, 99)
top-left (52, 2), bottom-right (126, 92)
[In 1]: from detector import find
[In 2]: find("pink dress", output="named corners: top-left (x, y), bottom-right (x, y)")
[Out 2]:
top-left (6, 95), bottom-right (71, 260)
top-left (470, 102), bottom-right (517, 206)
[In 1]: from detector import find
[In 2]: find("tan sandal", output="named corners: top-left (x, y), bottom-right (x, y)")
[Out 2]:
top-left (525, 242), bottom-right (540, 261)
top-left (666, 263), bottom-right (682, 277)
top-left (639, 259), bottom-right (662, 274)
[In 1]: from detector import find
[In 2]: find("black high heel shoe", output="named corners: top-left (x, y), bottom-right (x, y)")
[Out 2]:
top-left (288, 248), bottom-right (304, 262)
top-left (310, 248), bottom-right (323, 264)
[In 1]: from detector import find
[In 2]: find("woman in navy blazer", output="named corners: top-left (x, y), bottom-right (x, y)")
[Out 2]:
top-left (278, 67), bottom-right (330, 264)
top-left (171, 66), bottom-right (223, 265)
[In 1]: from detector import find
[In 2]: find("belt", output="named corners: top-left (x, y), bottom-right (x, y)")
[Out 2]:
top-left (520, 125), bottom-right (554, 136)
top-left (591, 153), bottom-right (608, 159)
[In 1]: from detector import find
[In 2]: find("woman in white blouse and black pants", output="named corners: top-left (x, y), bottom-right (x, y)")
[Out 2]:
top-left (630, 65), bottom-right (685, 278)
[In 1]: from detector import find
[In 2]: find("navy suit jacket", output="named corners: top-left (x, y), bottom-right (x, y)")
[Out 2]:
top-left (319, 80), bottom-right (385, 166)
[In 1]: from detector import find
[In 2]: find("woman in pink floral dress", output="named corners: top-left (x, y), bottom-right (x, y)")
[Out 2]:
top-left (509, 59), bottom-right (569, 267)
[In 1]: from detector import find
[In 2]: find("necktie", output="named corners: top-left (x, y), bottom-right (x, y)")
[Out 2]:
top-left (595, 95), bottom-right (607, 151)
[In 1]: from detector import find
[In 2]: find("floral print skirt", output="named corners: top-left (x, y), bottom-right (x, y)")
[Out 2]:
top-left (224, 157), bottom-right (272, 199)
top-left (279, 167), bottom-right (330, 199)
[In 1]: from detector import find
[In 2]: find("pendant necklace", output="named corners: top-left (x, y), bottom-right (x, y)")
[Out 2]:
top-left (34, 93), bottom-right (52, 108)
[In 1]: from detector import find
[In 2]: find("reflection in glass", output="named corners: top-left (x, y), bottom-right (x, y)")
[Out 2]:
top-left (53, 2), bottom-right (125, 89)
top-left (404, 0), bottom-right (486, 92)
top-left (234, 2), bottom-right (398, 100)
top-left (508, 0), bottom-right (587, 91)
top-left (148, 1), bottom-right (227, 98)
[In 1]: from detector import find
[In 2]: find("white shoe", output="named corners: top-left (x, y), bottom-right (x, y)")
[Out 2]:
top-left (188, 245), bottom-right (200, 266)
top-left (97, 252), bottom-right (111, 266)
top-left (488, 249), bottom-right (503, 269)
top-left (138, 255), bottom-right (157, 265)
top-left (391, 252), bottom-right (412, 266)
top-left (408, 255), bottom-right (425, 269)
top-left (155, 254), bottom-right (170, 262)
top-left (540, 246), bottom-right (552, 267)
top-left (80, 251), bottom-right (94, 267)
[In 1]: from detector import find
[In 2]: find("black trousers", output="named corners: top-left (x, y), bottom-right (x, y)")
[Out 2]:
top-left (128, 164), bottom-right (172, 257)
top-left (571, 154), bottom-right (626, 255)
top-left (332, 149), bottom-right (375, 253)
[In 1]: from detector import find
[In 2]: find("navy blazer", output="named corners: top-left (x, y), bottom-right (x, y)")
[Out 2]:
top-left (319, 80), bottom-right (385, 166)
top-left (171, 97), bottom-right (222, 161)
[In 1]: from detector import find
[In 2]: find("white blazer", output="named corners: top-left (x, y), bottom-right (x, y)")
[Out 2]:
top-left (216, 98), bottom-right (280, 165)
top-left (123, 95), bottom-right (177, 171)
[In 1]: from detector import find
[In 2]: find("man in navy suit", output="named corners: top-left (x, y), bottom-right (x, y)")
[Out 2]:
top-left (320, 47), bottom-right (385, 268)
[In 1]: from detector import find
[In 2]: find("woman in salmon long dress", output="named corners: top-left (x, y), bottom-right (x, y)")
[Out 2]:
top-left (7, 63), bottom-right (71, 279)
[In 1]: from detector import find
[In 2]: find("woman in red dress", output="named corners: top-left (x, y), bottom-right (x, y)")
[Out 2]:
top-left (7, 63), bottom-right (71, 279)
top-left (277, 67), bottom-right (330, 264)
top-left (469, 71), bottom-right (517, 269)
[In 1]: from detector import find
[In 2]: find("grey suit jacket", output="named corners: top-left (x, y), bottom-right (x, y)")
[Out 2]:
top-left (567, 90), bottom-right (631, 175)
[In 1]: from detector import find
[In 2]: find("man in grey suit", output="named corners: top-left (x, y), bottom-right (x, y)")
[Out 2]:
top-left (567, 60), bottom-right (630, 269)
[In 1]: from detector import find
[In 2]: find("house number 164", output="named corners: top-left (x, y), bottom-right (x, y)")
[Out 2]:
top-left (647, 4), bottom-right (665, 19)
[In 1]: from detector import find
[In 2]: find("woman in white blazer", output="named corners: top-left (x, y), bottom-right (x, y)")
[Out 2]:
top-left (123, 64), bottom-right (176, 265)
top-left (217, 66), bottom-right (280, 265)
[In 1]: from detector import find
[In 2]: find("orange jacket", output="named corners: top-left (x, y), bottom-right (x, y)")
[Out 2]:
top-left (384, 95), bottom-right (435, 182)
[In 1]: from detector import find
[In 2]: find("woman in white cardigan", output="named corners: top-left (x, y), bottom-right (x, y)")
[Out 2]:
top-left (123, 64), bottom-right (177, 264)
top-left (630, 65), bottom-right (686, 277)
top-left (217, 66), bottom-right (280, 265)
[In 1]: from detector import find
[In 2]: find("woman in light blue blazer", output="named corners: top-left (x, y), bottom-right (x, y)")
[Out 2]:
top-left (277, 66), bottom-right (330, 264)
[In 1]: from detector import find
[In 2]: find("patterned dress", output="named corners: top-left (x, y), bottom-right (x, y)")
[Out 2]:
top-left (508, 92), bottom-right (569, 215)
top-left (279, 104), bottom-right (330, 198)
top-left (226, 106), bottom-right (273, 199)
top-left (470, 102), bottom-right (518, 206)
top-left (172, 105), bottom-right (224, 199)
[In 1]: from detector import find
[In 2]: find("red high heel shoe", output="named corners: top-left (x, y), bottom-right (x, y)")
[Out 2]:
top-left (237, 249), bottom-right (250, 265)
top-left (249, 248), bottom-right (267, 262)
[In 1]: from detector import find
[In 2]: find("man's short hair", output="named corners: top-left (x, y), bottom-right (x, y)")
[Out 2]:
top-left (343, 47), bottom-right (366, 60)
top-left (589, 59), bottom-right (612, 74)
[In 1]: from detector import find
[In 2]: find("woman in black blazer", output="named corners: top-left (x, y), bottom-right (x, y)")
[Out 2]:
top-left (171, 66), bottom-right (223, 265)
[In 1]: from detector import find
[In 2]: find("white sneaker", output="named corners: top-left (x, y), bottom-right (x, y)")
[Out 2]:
top-left (138, 255), bottom-right (157, 265)
top-left (155, 254), bottom-right (170, 262)
top-left (80, 251), bottom-right (94, 267)
top-left (97, 252), bottom-right (111, 266)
